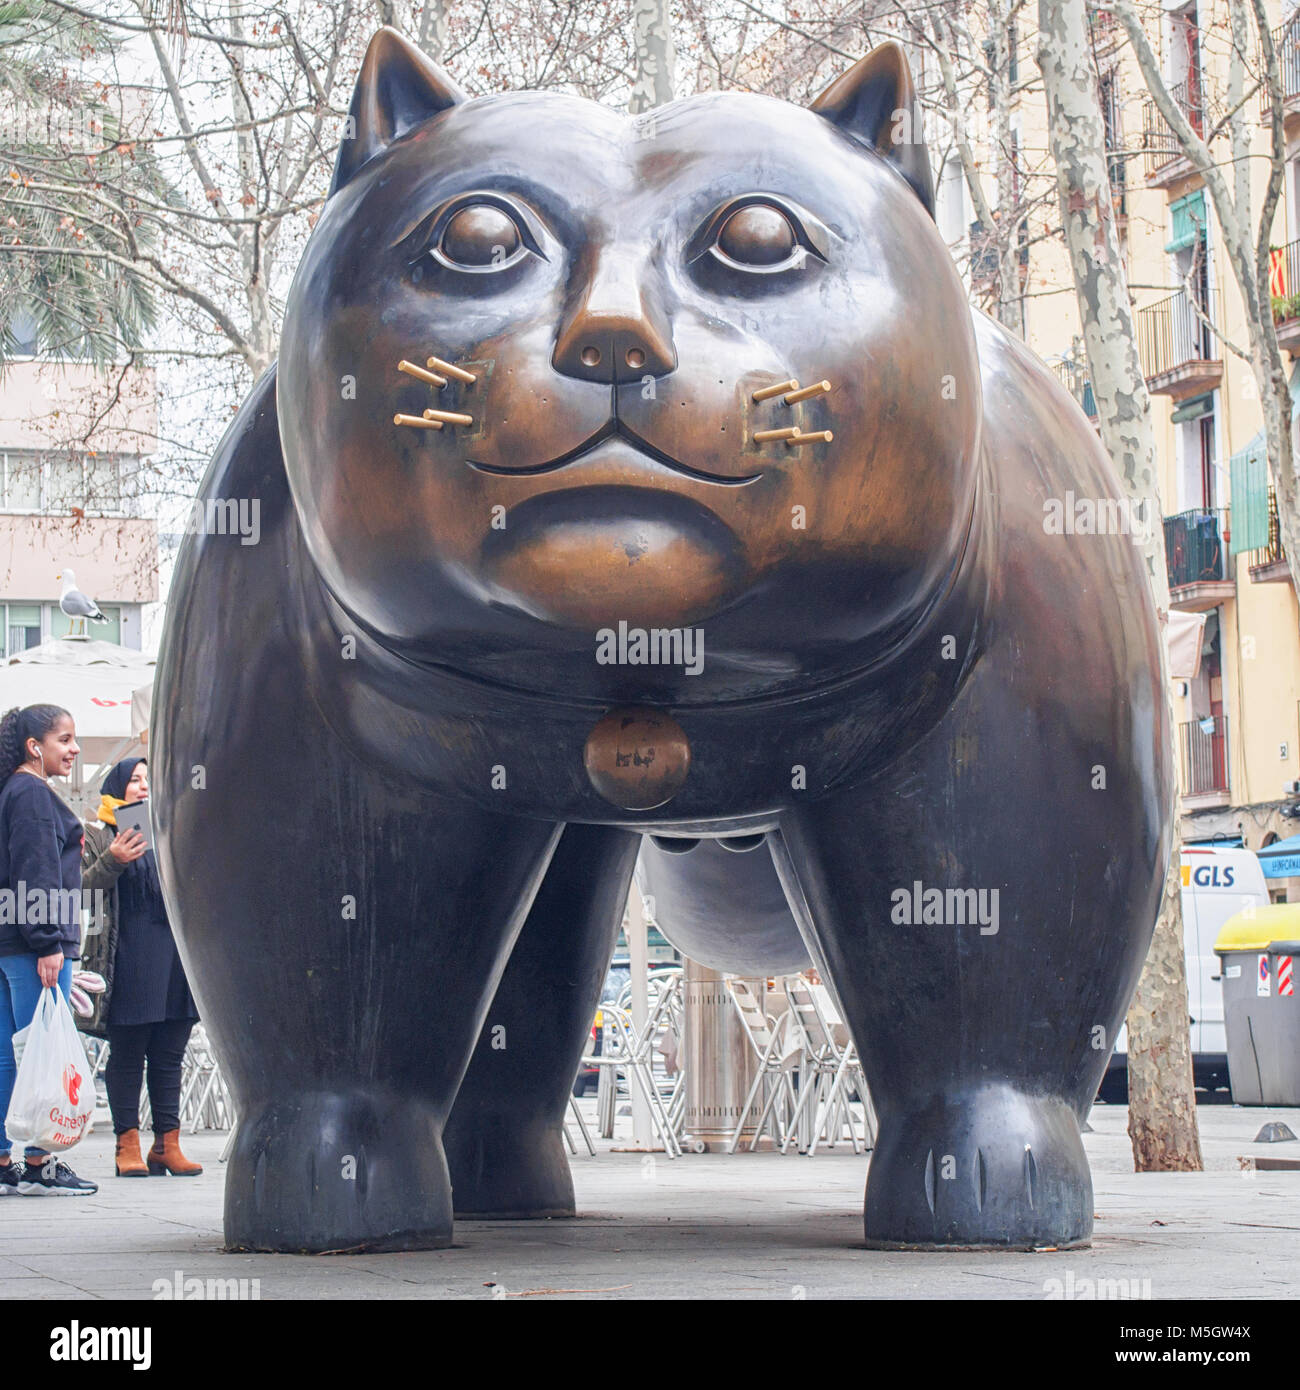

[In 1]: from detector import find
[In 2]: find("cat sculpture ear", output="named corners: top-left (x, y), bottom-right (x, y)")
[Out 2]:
top-left (329, 27), bottom-right (466, 197)
top-left (810, 42), bottom-right (935, 219)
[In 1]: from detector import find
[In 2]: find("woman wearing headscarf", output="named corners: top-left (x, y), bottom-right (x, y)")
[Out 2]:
top-left (0, 703), bottom-right (97, 1195)
top-left (82, 756), bottom-right (201, 1178)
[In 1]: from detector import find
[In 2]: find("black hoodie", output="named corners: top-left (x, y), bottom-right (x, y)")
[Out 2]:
top-left (0, 771), bottom-right (84, 959)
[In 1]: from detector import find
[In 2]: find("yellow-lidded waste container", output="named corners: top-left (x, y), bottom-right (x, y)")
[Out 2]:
top-left (1214, 904), bottom-right (1300, 1105)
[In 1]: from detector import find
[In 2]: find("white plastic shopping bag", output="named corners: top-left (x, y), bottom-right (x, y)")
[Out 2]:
top-left (6, 987), bottom-right (95, 1151)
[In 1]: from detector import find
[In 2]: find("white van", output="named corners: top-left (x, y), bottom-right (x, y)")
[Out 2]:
top-left (1100, 845), bottom-right (1270, 1101)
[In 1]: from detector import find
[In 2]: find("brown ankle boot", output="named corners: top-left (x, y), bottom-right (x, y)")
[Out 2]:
top-left (115, 1129), bottom-right (148, 1177)
top-left (147, 1130), bottom-right (203, 1177)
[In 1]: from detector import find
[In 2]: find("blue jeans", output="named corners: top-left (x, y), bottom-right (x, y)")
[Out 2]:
top-left (0, 954), bottom-right (75, 1158)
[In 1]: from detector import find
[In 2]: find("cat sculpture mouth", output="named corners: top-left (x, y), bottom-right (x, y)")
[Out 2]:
top-left (464, 417), bottom-right (763, 488)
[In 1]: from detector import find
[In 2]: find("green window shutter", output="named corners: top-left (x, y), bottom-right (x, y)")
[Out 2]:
top-left (1229, 441), bottom-right (1270, 554)
top-left (1170, 392), bottom-right (1214, 423)
top-left (1166, 190), bottom-right (1207, 253)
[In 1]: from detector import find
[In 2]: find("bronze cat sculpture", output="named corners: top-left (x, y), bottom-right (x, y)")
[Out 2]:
top-left (153, 28), bottom-right (1172, 1253)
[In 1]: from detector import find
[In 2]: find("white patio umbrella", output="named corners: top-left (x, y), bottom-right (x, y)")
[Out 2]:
top-left (0, 637), bottom-right (155, 804)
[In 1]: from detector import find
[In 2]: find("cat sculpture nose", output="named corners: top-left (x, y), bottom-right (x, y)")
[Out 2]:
top-left (552, 245), bottom-right (676, 385)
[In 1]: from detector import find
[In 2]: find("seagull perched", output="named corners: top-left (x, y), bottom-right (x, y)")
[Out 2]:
top-left (57, 568), bottom-right (107, 636)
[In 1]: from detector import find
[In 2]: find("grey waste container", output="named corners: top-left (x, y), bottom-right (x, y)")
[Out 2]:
top-left (1215, 911), bottom-right (1300, 1105)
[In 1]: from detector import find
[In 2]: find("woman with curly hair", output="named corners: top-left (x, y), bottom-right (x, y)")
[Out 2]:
top-left (0, 704), bottom-right (97, 1195)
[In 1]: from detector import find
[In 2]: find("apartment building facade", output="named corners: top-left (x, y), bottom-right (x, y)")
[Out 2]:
top-left (934, 0), bottom-right (1300, 875)
top-left (0, 316), bottom-right (159, 654)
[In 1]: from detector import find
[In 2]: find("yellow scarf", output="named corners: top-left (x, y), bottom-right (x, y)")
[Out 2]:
top-left (96, 793), bottom-right (130, 828)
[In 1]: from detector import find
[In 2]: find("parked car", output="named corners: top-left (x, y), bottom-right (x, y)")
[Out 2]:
top-left (1098, 845), bottom-right (1270, 1102)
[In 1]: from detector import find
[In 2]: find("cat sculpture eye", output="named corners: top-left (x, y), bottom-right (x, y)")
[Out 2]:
top-left (691, 195), bottom-right (829, 274)
top-left (417, 193), bottom-right (544, 274)
top-left (441, 204), bottom-right (520, 267)
top-left (717, 205), bottom-right (796, 266)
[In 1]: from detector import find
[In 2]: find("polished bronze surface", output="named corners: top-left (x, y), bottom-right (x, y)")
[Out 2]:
top-left (583, 706), bottom-right (691, 810)
top-left (153, 26), bottom-right (1172, 1257)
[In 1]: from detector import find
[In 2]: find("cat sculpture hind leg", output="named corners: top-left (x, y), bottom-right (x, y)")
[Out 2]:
top-left (443, 822), bottom-right (640, 1218)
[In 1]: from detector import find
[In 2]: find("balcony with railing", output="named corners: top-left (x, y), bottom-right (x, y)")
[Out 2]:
top-left (1143, 79), bottom-right (1203, 184)
top-left (1246, 484), bottom-right (1291, 584)
top-left (1270, 238), bottom-right (1300, 354)
top-left (1180, 715), bottom-right (1230, 806)
top-left (1050, 358), bottom-right (1098, 423)
top-left (1136, 286), bottom-right (1222, 398)
top-left (1163, 507), bottom-right (1234, 610)
top-left (1261, 21), bottom-right (1300, 122)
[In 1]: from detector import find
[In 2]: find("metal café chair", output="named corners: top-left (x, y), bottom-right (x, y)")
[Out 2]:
top-left (581, 1003), bottom-right (681, 1158)
top-left (806, 984), bottom-right (877, 1154)
top-left (615, 968), bottom-right (687, 1144)
top-left (781, 978), bottom-right (867, 1155)
top-left (563, 1093), bottom-right (597, 1156)
top-left (178, 1025), bottom-right (234, 1133)
top-left (724, 977), bottom-right (800, 1153)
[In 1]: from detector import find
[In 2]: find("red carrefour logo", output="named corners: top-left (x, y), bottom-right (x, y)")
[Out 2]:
top-left (62, 1064), bottom-right (82, 1106)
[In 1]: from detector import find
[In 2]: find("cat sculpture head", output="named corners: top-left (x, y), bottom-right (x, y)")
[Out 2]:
top-left (278, 28), bottom-right (982, 702)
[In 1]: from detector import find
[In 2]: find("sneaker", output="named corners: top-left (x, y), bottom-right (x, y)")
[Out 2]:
top-left (0, 1159), bottom-right (23, 1194)
top-left (17, 1156), bottom-right (97, 1196)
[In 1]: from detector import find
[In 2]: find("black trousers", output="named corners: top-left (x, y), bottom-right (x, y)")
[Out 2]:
top-left (105, 1019), bottom-right (195, 1135)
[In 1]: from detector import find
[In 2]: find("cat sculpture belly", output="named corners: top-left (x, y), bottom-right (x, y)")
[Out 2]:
top-left (152, 28), bottom-right (1172, 1253)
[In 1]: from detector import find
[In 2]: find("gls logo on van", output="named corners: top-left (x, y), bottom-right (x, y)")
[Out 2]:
top-left (1192, 864), bottom-right (1235, 889)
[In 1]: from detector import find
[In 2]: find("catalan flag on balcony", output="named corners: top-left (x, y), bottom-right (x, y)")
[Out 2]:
top-left (1271, 245), bottom-right (1288, 298)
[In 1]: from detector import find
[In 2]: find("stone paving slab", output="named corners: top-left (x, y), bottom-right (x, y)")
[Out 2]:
top-left (1, 1101), bottom-right (1296, 1299)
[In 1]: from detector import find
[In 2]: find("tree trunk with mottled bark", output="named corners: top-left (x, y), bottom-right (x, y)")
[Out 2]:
top-left (628, 0), bottom-right (675, 114)
top-left (418, 0), bottom-right (451, 63)
top-left (1037, 0), bottom-right (1201, 1172)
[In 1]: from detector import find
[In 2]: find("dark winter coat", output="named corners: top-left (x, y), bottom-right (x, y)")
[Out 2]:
top-left (78, 759), bottom-right (196, 1034)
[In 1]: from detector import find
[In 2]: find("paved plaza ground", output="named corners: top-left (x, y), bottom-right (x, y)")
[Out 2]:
top-left (2, 1098), bottom-right (1296, 1300)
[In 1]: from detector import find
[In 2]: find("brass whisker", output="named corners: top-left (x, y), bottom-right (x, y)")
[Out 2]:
top-left (394, 413), bottom-right (443, 429)
top-left (753, 426), bottom-right (801, 443)
top-left (784, 380), bottom-right (831, 405)
top-left (752, 379), bottom-right (799, 402)
top-left (398, 359), bottom-right (448, 388)
top-left (786, 429), bottom-right (833, 446)
top-left (423, 408), bottom-right (474, 426)
top-left (427, 356), bottom-right (477, 385)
